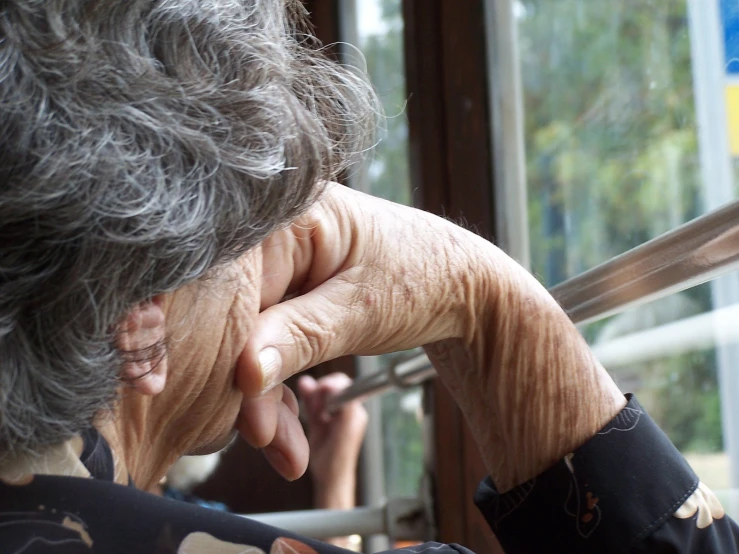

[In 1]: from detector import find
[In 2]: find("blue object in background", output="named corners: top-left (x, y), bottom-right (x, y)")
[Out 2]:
top-left (162, 486), bottom-right (230, 512)
top-left (722, 0), bottom-right (739, 74)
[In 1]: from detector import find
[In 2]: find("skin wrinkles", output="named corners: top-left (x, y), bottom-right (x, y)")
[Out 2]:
top-left (237, 184), bottom-right (626, 493)
top-left (476, 267), bottom-right (622, 491)
top-left (107, 253), bottom-right (266, 490)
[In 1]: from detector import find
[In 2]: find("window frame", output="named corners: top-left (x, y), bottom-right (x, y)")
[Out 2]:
top-left (402, 0), bottom-right (503, 551)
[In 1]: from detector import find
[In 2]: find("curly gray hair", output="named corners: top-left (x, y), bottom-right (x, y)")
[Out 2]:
top-left (0, 0), bottom-right (377, 460)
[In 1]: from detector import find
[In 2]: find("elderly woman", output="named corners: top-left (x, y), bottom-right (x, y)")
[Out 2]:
top-left (0, 1), bottom-right (736, 553)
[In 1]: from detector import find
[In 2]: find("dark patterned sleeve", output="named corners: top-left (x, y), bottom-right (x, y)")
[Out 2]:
top-left (474, 395), bottom-right (739, 553)
top-left (0, 470), bottom-right (478, 554)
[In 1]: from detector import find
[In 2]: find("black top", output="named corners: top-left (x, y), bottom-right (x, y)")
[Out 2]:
top-left (0, 395), bottom-right (736, 553)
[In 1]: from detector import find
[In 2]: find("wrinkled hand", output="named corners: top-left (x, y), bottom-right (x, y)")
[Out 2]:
top-left (298, 373), bottom-right (367, 509)
top-left (236, 183), bottom-right (494, 481)
top-left (236, 182), bottom-right (625, 492)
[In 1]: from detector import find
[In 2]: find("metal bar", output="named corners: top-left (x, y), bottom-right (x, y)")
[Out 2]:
top-left (356, 358), bottom-right (390, 552)
top-left (245, 506), bottom-right (384, 539)
top-left (329, 365), bottom-right (394, 411)
top-left (244, 498), bottom-right (428, 541)
top-left (553, 198), bottom-right (739, 325)
top-left (484, 0), bottom-right (531, 270)
top-left (327, 353), bottom-right (436, 412)
top-left (328, 197), bottom-right (739, 409)
top-left (592, 302), bottom-right (739, 368)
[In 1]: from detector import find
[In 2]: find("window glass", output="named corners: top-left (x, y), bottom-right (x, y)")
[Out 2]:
top-left (517, 1), bottom-right (727, 287)
top-left (347, 0), bottom-right (423, 501)
top-left (352, 0), bottom-right (411, 206)
top-left (381, 386), bottom-right (424, 498)
top-left (515, 0), bottom-right (739, 516)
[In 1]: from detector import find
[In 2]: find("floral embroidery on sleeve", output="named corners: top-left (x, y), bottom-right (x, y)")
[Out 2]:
top-left (674, 481), bottom-right (725, 529)
top-left (596, 406), bottom-right (642, 435)
top-left (61, 516), bottom-right (93, 548)
top-left (563, 453), bottom-right (601, 538)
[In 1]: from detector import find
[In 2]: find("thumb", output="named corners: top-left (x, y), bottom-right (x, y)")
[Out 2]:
top-left (237, 278), bottom-right (373, 398)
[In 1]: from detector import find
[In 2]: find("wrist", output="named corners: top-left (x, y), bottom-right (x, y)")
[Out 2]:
top-left (491, 264), bottom-right (625, 490)
top-left (428, 246), bottom-right (626, 492)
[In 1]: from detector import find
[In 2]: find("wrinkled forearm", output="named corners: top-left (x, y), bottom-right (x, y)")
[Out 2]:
top-left (426, 244), bottom-right (626, 493)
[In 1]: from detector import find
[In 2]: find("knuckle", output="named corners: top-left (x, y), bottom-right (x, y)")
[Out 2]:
top-left (284, 312), bottom-right (335, 369)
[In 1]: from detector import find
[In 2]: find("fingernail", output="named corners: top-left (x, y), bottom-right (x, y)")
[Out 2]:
top-left (263, 445), bottom-right (294, 481)
top-left (258, 347), bottom-right (282, 392)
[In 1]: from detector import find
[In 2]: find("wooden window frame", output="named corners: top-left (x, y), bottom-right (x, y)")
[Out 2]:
top-left (308, 0), bottom-right (503, 549)
top-left (403, 1), bottom-right (503, 551)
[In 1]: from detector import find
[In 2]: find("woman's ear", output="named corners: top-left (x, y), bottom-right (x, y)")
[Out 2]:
top-left (118, 297), bottom-right (168, 396)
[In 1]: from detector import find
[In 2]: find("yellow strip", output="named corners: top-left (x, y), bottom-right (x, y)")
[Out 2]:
top-left (725, 84), bottom-right (739, 156)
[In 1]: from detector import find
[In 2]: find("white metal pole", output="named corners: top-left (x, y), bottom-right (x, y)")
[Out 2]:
top-left (484, 0), bottom-right (531, 270)
top-left (688, 0), bottom-right (739, 493)
top-left (592, 303), bottom-right (739, 368)
top-left (688, 0), bottom-right (739, 487)
top-left (244, 498), bottom-right (428, 542)
top-left (356, 357), bottom-right (390, 553)
top-left (246, 506), bottom-right (385, 539)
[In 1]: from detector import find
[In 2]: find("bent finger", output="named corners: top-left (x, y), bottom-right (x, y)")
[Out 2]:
top-left (237, 385), bottom-right (283, 448)
top-left (262, 401), bottom-right (309, 481)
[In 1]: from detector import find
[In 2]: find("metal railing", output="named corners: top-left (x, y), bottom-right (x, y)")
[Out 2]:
top-left (329, 197), bottom-right (739, 410)
top-left (591, 302), bottom-right (739, 368)
top-left (245, 498), bottom-right (429, 541)
top-left (327, 353), bottom-right (435, 413)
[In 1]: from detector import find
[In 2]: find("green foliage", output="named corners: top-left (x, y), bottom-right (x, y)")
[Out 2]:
top-left (631, 349), bottom-right (722, 452)
top-left (519, 0), bottom-right (701, 285)
top-left (520, 0), bottom-right (721, 453)
top-left (382, 390), bottom-right (424, 498)
top-left (359, 0), bottom-right (411, 206)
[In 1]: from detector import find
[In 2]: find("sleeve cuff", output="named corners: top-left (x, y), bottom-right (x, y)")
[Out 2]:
top-left (474, 395), bottom-right (700, 553)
